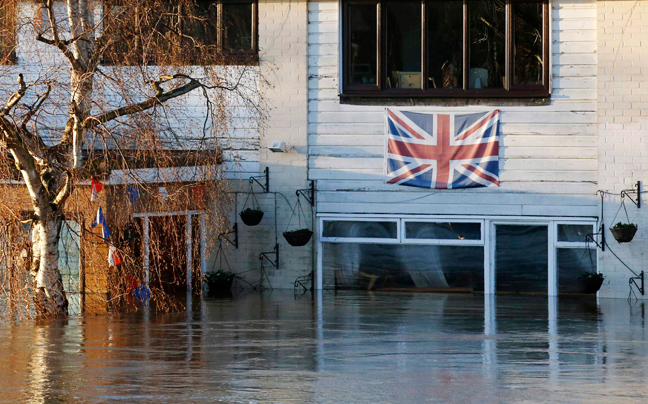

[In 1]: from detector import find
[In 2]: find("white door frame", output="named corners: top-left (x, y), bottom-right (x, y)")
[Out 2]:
top-left (134, 210), bottom-right (207, 293)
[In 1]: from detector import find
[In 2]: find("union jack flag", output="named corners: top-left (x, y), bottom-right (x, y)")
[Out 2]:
top-left (385, 108), bottom-right (500, 189)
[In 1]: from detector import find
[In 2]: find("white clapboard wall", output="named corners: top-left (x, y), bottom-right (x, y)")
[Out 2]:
top-left (308, 0), bottom-right (598, 217)
top-left (0, 2), bottom-right (261, 181)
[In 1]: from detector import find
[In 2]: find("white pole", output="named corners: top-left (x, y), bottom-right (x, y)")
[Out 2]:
top-left (200, 212), bottom-right (207, 276)
top-left (143, 216), bottom-right (150, 285)
top-left (186, 214), bottom-right (193, 295)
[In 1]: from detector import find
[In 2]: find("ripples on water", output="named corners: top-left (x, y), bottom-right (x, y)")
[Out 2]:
top-left (1, 291), bottom-right (648, 403)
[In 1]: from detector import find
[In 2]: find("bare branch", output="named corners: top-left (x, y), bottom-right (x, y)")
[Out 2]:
top-left (0, 74), bottom-right (26, 117)
top-left (21, 82), bottom-right (53, 128)
top-left (83, 75), bottom-right (202, 129)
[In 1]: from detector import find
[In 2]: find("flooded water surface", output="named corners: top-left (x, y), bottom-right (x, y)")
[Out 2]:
top-left (1, 291), bottom-right (648, 403)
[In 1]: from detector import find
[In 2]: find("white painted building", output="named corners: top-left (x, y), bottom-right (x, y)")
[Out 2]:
top-left (308, 0), bottom-right (648, 299)
top-left (3, 0), bottom-right (648, 299)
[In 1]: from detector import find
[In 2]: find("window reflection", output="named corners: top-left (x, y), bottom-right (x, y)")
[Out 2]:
top-left (513, 2), bottom-right (544, 86)
top-left (385, 2), bottom-right (422, 89)
top-left (426, 1), bottom-right (463, 89)
top-left (223, 3), bottom-right (253, 51)
top-left (348, 4), bottom-right (378, 86)
top-left (468, 0), bottom-right (505, 89)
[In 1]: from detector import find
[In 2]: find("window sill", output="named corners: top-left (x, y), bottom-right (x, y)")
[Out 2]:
top-left (340, 93), bottom-right (551, 107)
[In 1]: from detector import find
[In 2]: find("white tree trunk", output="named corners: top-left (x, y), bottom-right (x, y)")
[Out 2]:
top-left (31, 216), bottom-right (67, 316)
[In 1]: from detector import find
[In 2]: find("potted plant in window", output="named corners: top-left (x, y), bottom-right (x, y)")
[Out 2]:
top-left (204, 270), bottom-right (236, 296)
top-left (577, 271), bottom-right (605, 294)
top-left (610, 222), bottom-right (638, 243)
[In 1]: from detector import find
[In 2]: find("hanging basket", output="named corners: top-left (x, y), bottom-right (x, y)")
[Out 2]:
top-left (578, 273), bottom-right (605, 294)
top-left (240, 208), bottom-right (264, 226)
top-left (283, 229), bottom-right (313, 247)
top-left (610, 225), bottom-right (637, 243)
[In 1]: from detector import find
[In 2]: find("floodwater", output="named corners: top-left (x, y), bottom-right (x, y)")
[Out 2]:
top-left (1, 291), bottom-right (648, 403)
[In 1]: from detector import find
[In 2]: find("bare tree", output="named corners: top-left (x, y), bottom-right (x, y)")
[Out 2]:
top-left (0, 0), bottom-right (260, 317)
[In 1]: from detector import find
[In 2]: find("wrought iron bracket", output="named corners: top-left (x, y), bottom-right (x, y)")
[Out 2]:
top-left (586, 224), bottom-right (606, 252)
top-left (259, 243), bottom-right (279, 269)
top-left (218, 222), bottom-right (238, 249)
top-left (249, 167), bottom-right (270, 193)
top-left (296, 181), bottom-right (315, 207)
top-left (630, 271), bottom-right (645, 295)
top-left (621, 181), bottom-right (641, 208)
top-left (294, 271), bottom-right (313, 292)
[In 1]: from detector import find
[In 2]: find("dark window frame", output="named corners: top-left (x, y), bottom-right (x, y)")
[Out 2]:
top-left (0, 1), bottom-right (17, 65)
top-left (342, 0), bottom-right (550, 98)
top-left (102, 0), bottom-right (258, 66)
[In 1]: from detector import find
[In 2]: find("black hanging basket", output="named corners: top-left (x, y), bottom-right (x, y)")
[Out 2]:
top-left (283, 229), bottom-right (313, 247)
top-left (610, 226), bottom-right (637, 243)
top-left (578, 274), bottom-right (605, 294)
top-left (240, 208), bottom-right (264, 226)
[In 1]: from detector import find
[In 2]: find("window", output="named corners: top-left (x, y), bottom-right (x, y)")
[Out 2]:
top-left (102, 0), bottom-right (257, 66)
top-left (0, 1), bottom-right (16, 65)
top-left (342, 0), bottom-right (549, 97)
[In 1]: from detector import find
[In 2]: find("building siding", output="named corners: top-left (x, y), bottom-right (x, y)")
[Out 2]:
top-left (308, 0), bottom-right (599, 218)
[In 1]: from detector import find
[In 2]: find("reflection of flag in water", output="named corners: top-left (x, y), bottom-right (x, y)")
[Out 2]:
top-left (91, 207), bottom-right (111, 239)
top-left (126, 186), bottom-right (139, 205)
top-left (385, 108), bottom-right (500, 189)
top-left (90, 179), bottom-right (103, 202)
top-left (108, 244), bottom-right (122, 266)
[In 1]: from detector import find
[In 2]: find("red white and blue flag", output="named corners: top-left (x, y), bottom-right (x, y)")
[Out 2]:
top-left (385, 108), bottom-right (500, 189)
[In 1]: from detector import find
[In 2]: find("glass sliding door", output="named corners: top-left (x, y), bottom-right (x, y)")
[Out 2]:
top-left (495, 224), bottom-right (548, 293)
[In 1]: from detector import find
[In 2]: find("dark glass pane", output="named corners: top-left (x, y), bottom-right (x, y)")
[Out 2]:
top-left (495, 225), bottom-right (548, 293)
top-left (348, 4), bottom-right (377, 85)
top-left (468, 0), bottom-right (505, 89)
top-left (558, 224), bottom-right (595, 243)
top-left (406, 222), bottom-right (481, 240)
top-left (187, 1), bottom-right (219, 46)
top-left (513, 2), bottom-right (544, 86)
top-left (223, 3), bottom-right (253, 50)
top-left (385, 2), bottom-right (422, 89)
top-left (426, 1), bottom-right (463, 89)
top-left (558, 248), bottom-right (597, 294)
top-left (322, 221), bottom-right (397, 239)
top-left (323, 243), bottom-right (484, 291)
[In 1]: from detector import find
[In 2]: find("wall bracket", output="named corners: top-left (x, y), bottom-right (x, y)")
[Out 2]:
top-left (296, 181), bottom-right (315, 207)
top-left (630, 271), bottom-right (645, 296)
top-left (249, 167), bottom-right (270, 193)
top-left (621, 181), bottom-right (641, 208)
top-left (218, 222), bottom-right (238, 249)
top-left (259, 243), bottom-right (279, 269)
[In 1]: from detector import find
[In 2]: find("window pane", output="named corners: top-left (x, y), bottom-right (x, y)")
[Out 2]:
top-left (558, 248), bottom-right (597, 294)
top-left (406, 222), bottom-right (481, 240)
top-left (426, 1), bottom-right (463, 89)
top-left (468, 0), bottom-right (505, 89)
top-left (322, 221), bottom-right (397, 239)
top-left (323, 243), bottom-right (484, 291)
top-left (513, 2), bottom-right (544, 86)
top-left (223, 3), bottom-right (253, 51)
top-left (385, 2), bottom-right (422, 89)
top-left (495, 225), bottom-right (548, 293)
top-left (557, 224), bottom-right (595, 243)
top-left (348, 4), bottom-right (377, 86)
top-left (187, 1), bottom-right (219, 46)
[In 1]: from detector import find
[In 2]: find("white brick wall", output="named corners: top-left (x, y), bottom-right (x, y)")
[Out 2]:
top-left (598, 0), bottom-right (648, 299)
top-left (208, 0), bottom-right (313, 289)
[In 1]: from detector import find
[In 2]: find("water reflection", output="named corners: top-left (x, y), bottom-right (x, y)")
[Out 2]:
top-left (1, 292), bottom-right (648, 402)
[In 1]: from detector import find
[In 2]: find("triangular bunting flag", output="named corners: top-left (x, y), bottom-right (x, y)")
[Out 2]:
top-left (90, 179), bottom-right (103, 202)
top-left (91, 207), bottom-right (111, 240)
top-left (126, 186), bottom-right (139, 206)
top-left (108, 244), bottom-right (123, 266)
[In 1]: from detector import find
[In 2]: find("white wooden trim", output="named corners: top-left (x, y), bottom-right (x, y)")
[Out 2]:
top-left (200, 213), bottom-right (207, 276)
top-left (486, 221), bottom-right (496, 295)
top-left (186, 216), bottom-right (193, 294)
top-left (143, 216), bottom-right (150, 285)
top-left (134, 210), bottom-right (203, 218)
top-left (548, 220), bottom-right (557, 297)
